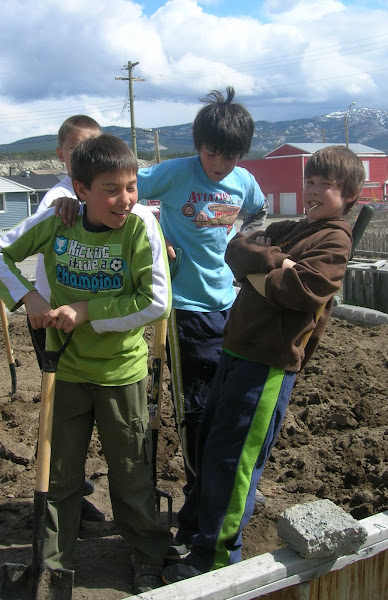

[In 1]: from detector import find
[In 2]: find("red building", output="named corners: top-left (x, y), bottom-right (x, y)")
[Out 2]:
top-left (240, 143), bottom-right (388, 215)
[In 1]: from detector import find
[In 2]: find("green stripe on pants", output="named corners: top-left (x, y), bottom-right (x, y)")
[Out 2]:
top-left (212, 367), bottom-right (284, 569)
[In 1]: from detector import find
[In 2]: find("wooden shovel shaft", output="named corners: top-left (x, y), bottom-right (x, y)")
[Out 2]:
top-left (35, 372), bottom-right (56, 493)
top-left (0, 300), bottom-right (14, 365)
top-left (149, 318), bottom-right (168, 431)
top-left (0, 300), bottom-right (17, 393)
top-left (301, 303), bottom-right (326, 349)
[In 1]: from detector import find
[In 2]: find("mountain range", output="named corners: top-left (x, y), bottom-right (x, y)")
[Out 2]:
top-left (1, 107), bottom-right (388, 158)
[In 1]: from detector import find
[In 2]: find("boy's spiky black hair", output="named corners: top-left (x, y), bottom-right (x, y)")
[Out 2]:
top-left (192, 87), bottom-right (254, 158)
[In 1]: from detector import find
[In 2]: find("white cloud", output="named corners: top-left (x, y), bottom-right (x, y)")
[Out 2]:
top-left (0, 0), bottom-right (387, 143)
top-left (264, 0), bottom-right (345, 22)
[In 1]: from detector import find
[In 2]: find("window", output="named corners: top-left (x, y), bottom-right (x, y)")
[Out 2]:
top-left (362, 161), bottom-right (370, 181)
top-left (0, 193), bottom-right (5, 212)
top-left (30, 192), bottom-right (39, 205)
top-left (266, 193), bottom-right (274, 214)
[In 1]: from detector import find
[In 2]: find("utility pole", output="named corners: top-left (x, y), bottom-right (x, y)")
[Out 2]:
top-left (142, 128), bottom-right (161, 163)
top-left (344, 101), bottom-right (356, 148)
top-left (154, 129), bottom-right (161, 163)
top-left (115, 61), bottom-right (144, 158)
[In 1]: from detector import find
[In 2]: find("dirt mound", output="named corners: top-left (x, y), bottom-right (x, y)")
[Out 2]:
top-left (0, 312), bottom-right (387, 599)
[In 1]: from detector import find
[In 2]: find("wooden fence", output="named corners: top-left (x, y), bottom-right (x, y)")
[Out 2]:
top-left (343, 260), bottom-right (388, 313)
top-left (349, 210), bottom-right (388, 258)
top-left (128, 511), bottom-right (388, 600)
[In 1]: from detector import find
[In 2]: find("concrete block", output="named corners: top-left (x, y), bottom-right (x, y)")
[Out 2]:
top-left (332, 304), bottom-right (388, 325)
top-left (277, 499), bottom-right (368, 559)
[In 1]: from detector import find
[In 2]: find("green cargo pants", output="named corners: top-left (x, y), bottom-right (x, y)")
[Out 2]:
top-left (44, 378), bottom-right (172, 569)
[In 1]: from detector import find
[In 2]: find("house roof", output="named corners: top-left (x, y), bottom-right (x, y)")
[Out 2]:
top-left (265, 142), bottom-right (385, 158)
top-left (6, 172), bottom-right (60, 191)
top-left (0, 176), bottom-right (34, 193)
top-left (32, 169), bottom-right (66, 176)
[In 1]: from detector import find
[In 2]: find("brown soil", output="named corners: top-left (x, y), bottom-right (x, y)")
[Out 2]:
top-left (0, 311), bottom-right (387, 599)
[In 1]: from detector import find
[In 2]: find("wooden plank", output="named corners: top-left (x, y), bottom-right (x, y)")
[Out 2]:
top-left (312, 550), bottom-right (388, 600)
top-left (127, 512), bottom-right (388, 600)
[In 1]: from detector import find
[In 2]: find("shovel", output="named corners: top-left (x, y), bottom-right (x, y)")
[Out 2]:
top-left (302, 203), bottom-right (375, 348)
top-left (350, 203), bottom-right (374, 260)
top-left (148, 318), bottom-right (173, 529)
top-left (0, 299), bottom-right (17, 394)
top-left (0, 329), bottom-right (74, 600)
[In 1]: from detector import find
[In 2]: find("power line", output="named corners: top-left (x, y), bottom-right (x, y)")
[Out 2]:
top-left (0, 100), bottom-right (124, 125)
top-left (147, 34), bottom-right (388, 81)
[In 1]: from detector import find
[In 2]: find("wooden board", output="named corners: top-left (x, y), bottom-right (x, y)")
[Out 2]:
top-left (127, 511), bottom-right (388, 600)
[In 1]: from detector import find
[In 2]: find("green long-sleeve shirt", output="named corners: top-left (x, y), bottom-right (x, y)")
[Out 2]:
top-left (0, 204), bottom-right (171, 385)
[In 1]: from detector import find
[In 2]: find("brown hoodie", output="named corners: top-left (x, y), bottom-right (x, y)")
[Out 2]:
top-left (223, 217), bottom-right (352, 372)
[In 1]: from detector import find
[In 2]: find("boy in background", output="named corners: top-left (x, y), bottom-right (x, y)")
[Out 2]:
top-left (30, 114), bottom-right (104, 524)
top-left (162, 145), bottom-right (365, 582)
top-left (0, 134), bottom-right (172, 594)
top-left (137, 88), bottom-right (268, 523)
top-left (34, 114), bottom-right (103, 309)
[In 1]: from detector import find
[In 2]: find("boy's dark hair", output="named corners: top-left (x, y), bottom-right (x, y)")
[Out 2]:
top-left (193, 87), bottom-right (254, 158)
top-left (58, 115), bottom-right (102, 147)
top-left (304, 145), bottom-right (365, 214)
top-left (71, 134), bottom-right (138, 188)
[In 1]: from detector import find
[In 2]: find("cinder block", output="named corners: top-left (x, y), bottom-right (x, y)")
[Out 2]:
top-left (277, 499), bottom-right (368, 559)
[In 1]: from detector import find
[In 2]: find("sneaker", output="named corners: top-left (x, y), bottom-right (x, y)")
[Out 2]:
top-left (162, 561), bottom-right (203, 584)
top-left (83, 479), bottom-right (95, 496)
top-left (165, 537), bottom-right (191, 561)
top-left (80, 497), bottom-right (105, 522)
top-left (131, 558), bottom-right (164, 594)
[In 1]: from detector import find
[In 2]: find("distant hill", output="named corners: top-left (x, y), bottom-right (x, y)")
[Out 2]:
top-left (1, 108), bottom-right (387, 159)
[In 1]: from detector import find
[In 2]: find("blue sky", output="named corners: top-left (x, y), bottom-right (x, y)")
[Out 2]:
top-left (1, 0), bottom-right (387, 144)
top-left (141, 0), bottom-right (385, 18)
top-left (140, 0), bottom-right (266, 18)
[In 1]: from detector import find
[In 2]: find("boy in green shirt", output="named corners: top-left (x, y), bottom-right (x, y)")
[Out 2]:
top-left (0, 134), bottom-right (172, 593)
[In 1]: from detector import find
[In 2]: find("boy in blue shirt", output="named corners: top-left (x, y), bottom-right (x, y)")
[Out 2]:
top-left (137, 89), bottom-right (267, 530)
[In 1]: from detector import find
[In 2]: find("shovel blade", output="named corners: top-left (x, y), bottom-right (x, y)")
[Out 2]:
top-left (0, 562), bottom-right (74, 600)
top-left (155, 488), bottom-right (173, 530)
top-left (0, 563), bottom-right (31, 599)
top-left (33, 565), bottom-right (74, 600)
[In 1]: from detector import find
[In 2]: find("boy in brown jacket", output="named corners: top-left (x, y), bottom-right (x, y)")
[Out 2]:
top-left (162, 145), bottom-right (365, 582)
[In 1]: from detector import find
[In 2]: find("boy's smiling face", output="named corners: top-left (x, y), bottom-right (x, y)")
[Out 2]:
top-left (74, 169), bottom-right (138, 229)
top-left (303, 175), bottom-right (354, 223)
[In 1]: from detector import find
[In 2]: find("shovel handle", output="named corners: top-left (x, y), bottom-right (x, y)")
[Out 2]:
top-left (350, 204), bottom-right (375, 260)
top-left (35, 371), bottom-right (56, 493)
top-left (149, 319), bottom-right (168, 431)
top-left (301, 303), bottom-right (326, 349)
top-left (31, 330), bottom-right (73, 492)
top-left (0, 299), bottom-right (17, 394)
top-left (30, 328), bottom-right (73, 373)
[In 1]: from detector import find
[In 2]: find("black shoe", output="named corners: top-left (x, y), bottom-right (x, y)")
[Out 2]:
top-left (130, 555), bottom-right (164, 593)
top-left (80, 497), bottom-right (105, 522)
top-left (162, 561), bottom-right (203, 584)
top-left (165, 537), bottom-right (191, 561)
top-left (83, 479), bottom-right (95, 497)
